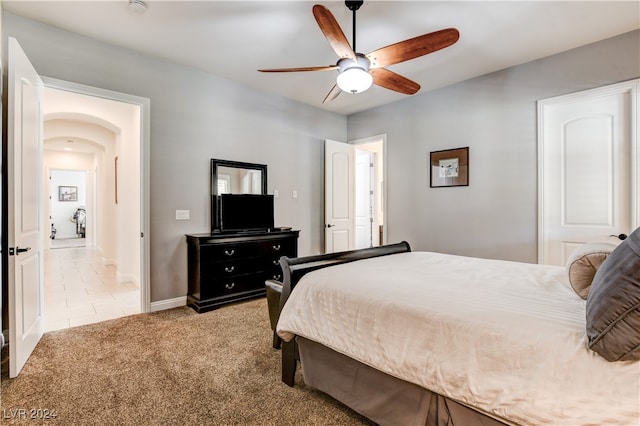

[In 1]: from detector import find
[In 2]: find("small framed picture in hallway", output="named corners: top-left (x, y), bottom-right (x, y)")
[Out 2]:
top-left (58, 186), bottom-right (78, 202)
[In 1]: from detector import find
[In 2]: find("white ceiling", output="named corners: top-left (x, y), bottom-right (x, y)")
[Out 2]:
top-left (3, 1), bottom-right (639, 115)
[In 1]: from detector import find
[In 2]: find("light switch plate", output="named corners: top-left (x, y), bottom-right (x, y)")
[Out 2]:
top-left (176, 210), bottom-right (190, 220)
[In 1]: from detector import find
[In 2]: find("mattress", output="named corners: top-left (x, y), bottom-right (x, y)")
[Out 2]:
top-left (277, 251), bottom-right (640, 426)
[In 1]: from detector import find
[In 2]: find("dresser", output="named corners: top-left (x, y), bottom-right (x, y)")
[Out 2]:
top-left (186, 230), bottom-right (299, 313)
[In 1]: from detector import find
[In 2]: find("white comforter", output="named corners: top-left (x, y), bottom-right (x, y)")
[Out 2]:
top-left (277, 252), bottom-right (640, 426)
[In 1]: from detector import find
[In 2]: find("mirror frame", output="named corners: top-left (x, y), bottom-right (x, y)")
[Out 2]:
top-left (210, 159), bottom-right (268, 232)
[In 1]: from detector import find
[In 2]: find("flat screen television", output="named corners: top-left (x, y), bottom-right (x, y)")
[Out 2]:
top-left (219, 193), bottom-right (274, 232)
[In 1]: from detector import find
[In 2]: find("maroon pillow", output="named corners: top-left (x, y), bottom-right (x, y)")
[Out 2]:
top-left (586, 228), bottom-right (640, 361)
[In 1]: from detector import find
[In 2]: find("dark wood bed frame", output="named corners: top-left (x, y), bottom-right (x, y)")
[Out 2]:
top-left (277, 241), bottom-right (412, 386)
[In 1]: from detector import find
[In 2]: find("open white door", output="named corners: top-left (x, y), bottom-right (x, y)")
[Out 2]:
top-left (7, 37), bottom-right (45, 377)
top-left (539, 80), bottom-right (639, 265)
top-left (325, 139), bottom-right (355, 253)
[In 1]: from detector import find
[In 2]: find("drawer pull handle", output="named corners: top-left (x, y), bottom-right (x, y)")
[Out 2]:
top-left (273, 244), bottom-right (281, 251)
top-left (224, 249), bottom-right (235, 256)
top-left (225, 283), bottom-right (235, 290)
top-left (273, 274), bottom-right (282, 280)
top-left (224, 266), bottom-right (235, 273)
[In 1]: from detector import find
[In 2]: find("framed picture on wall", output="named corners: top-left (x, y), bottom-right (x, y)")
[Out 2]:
top-left (430, 147), bottom-right (469, 188)
top-left (58, 186), bottom-right (78, 202)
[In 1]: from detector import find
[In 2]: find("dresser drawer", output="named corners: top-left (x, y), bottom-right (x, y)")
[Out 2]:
top-left (202, 273), bottom-right (265, 299)
top-left (266, 264), bottom-right (284, 282)
top-left (200, 243), bottom-right (257, 260)
top-left (201, 257), bottom-right (276, 278)
top-left (253, 238), bottom-right (296, 257)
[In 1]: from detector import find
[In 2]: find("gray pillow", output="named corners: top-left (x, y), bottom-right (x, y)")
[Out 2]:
top-left (566, 242), bottom-right (617, 299)
top-left (586, 228), bottom-right (640, 361)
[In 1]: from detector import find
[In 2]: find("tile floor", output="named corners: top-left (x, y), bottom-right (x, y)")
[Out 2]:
top-left (44, 246), bottom-right (140, 332)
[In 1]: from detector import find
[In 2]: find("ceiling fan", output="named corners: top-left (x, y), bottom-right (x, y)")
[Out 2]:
top-left (258, 1), bottom-right (460, 103)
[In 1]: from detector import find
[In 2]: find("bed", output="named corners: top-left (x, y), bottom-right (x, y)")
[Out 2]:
top-left (275, 240), bottom-right (640, 426)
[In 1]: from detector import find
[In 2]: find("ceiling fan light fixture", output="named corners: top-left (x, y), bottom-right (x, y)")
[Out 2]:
top-left (336, 54), bottom-right (372, 94)
top-left (337, 67), bottom-right (372, 94)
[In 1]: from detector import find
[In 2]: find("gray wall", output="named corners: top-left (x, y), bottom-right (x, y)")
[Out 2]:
top-left (3, 11), bottom-right (639, 303)
top-left (348, 30), bottom-right (640, 263)
top-left (3, 13), bottom-right (346, 303)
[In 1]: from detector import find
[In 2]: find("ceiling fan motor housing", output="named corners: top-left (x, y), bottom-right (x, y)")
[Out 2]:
top-left (338, 53), bottom-right (370, 74)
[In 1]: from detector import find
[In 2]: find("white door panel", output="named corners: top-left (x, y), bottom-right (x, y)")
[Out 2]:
top-left (325, 139), bottom-right (355, 253)
top-left (563, 115), bottom-right (615, 226)
top-left (8, 37), bottom-right (45, 377)
top-left (539, 80), bottom-right (638, 265)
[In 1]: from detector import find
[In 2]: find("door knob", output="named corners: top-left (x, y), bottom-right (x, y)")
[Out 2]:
top-left (326, 224), bottom-right (335, 228)
top-left (9, 246), bottom-right (32, 256)
top-left (610, 234), bottom-right (628, 240)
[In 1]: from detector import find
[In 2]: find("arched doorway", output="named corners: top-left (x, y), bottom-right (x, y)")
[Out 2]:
top-left (42, 85), bottom-right (146, 330)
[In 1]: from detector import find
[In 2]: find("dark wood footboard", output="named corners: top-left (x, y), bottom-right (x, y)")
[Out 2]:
top-left (277, 241), bottom-right (411, 386)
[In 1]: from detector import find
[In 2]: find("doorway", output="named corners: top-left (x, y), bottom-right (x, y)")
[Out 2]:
top-left (41, 80), bottom-right (150, 331)
top-left (49, 169), bottom-right (87, 248)
top-left (353, 136), bottom-right (385, 249)
top-left (324, 135), bottom-right (386, 253)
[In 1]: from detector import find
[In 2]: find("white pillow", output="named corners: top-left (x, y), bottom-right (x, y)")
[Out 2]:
top-left (566, 242), bottom-right (618, 299)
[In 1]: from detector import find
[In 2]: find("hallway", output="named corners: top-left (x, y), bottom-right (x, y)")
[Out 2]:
top-left (44, 246), bottom-right (140, 332)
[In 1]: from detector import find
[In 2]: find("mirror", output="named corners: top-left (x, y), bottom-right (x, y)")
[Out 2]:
top-left (216, 166), bottom-right (263, 195)
top-left (211, 159), bottom-right (268, 231)
top-left (211, 159), bottom-right (267, 195)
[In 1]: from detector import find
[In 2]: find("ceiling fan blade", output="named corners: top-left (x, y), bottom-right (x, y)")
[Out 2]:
top-left (366, 28), bottom-right (460, 69)
top-left (258, 65), bottom-right (338, 73)
top-left (370, 68), bottom-right (420, 95)
top-left (312, 4), bottom-right (356, 60)
top-left (322, 84), bottom-right (342, 103)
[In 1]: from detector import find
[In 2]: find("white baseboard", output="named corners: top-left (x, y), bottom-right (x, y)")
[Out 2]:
top-left (150, 296), bottom-right (187, 312)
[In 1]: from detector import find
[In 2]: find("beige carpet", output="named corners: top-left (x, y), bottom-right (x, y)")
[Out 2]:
top-left (0, 298), bottom-right (373, 425)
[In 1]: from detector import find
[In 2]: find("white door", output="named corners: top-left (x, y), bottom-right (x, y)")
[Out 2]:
top-left (325, 139), bottom-right (355, 253)
top-left (7, 38), bottom-right (45, 377)
top-left (539, 80), bottom-right (639, 265)
top-left (355, 150), bottom-right (374, 249)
